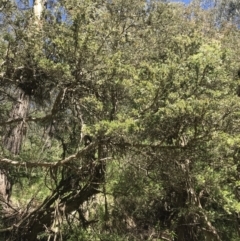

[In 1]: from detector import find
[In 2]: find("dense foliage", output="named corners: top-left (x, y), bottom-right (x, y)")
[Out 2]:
top-left (0, 0), bottom-right (240, 240)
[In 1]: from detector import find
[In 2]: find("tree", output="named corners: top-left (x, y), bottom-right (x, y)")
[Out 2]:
top-left (196, 0), bottom-right (240, 23)
top-left (0, 1), bottom-right (240, 241)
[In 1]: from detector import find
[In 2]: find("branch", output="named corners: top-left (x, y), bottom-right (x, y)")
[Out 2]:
top-left (113, 142), bottom-right (187, 150)
top-left (0, 140), bottom-right (183, 169)
top-left (198, 209), bottom-right (222, 241)
top-left (0, 114), bottom-right (55, 126)
top-left (0, 87), bottom-right (70, 127)
top-left (0, 143), bottom-right (96, 168)
top-left (0, 226), bottom-right (13, 233)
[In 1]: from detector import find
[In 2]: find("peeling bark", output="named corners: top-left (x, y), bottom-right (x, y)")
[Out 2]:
top-left (3, 88), bottom-right (29, 155)
top-left (0, 169), bottom-right (12, 203)
top-left (0, 88), bottom-right (29, 205)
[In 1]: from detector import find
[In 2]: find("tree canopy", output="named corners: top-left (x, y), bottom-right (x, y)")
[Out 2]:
top-left (0, 0), bottom-right (240, 240)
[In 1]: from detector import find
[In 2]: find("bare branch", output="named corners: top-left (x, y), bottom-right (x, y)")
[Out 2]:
top-left (0, 142), bottom-right (95, 168)
top-left (0, 115), bottom-right (52, 126)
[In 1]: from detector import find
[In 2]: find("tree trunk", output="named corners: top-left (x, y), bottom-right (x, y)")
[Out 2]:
top-left (3, 88), bottom-right (29, 155)
top-left (0, 88), bottom-right (29, 204)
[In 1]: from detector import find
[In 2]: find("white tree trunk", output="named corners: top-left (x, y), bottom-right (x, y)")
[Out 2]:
top-left (33, 0), bottom-right (44, 24)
